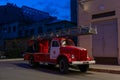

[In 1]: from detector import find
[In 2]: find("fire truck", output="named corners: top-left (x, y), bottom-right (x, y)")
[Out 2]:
top-left (24, 26), bottom-right (97, 73)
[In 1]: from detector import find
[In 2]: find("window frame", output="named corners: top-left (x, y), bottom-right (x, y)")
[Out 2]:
top-left (52, 41), bottom-right (60, 47)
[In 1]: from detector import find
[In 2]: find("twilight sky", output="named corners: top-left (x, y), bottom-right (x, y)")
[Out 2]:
top-left (0, 0), bottom-right (70, 20)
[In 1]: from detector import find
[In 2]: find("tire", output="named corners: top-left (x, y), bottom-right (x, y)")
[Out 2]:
top-left (78, 64), bottom-right (89, 73)
top-left (29, 56), bottom-right (39, 68)
top-left (59, 58), bottom-right (69, 74)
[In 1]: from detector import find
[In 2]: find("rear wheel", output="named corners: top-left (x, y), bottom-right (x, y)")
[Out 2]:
top-left (59, 58), bottom-right (69, 74)
top-left (29, 56), bottom-right (39, 68)
top-left (78, 64), bottom-right (89, 73)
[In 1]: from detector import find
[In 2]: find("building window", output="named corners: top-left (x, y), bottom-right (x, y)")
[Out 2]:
top-left (4, 8), bottom-right (7, 14)
top-left (38, 27), bottom-right (43, 34)
top-left (92, 11), bottom-right (115, 19)
top-left (18, 30), bottom-right (22, 37)
top-left (0, 27), bottom-right (2, 33)
top-left (25, 30), bottom-right (29, 36)
top-left (30, 29), bottom-right (34, 35)
top-left (47, 28), bottom-right (52, 32)
top-left (56, 27), bottom-right (61, 31)
top-left (13, 26), bottom-right (16, 32)
top-left (8, 27), bottom-right (11, 33)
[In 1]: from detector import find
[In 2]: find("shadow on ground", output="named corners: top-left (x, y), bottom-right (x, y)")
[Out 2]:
top-left (14, 62), bottom-right (94, 76)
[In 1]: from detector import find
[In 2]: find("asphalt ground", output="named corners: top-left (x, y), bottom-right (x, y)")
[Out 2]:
top-left (0, 58), bottom-right (120, 74)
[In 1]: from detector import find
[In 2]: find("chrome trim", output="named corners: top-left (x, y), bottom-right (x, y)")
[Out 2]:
top-left (71, 60), bottom-right (95, 65)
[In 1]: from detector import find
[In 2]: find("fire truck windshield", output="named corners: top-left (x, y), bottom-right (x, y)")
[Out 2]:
top-left (61, 39), bottom-right (75, 46)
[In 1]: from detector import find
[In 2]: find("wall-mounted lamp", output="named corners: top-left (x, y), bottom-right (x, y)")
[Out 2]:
top-left (78, 0), bottom-right (92, 10)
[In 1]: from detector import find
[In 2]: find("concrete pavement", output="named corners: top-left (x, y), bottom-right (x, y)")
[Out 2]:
top-left (0, 58), bottom-right (24, 62)
top-left (0, 58), bottom-right (120, 74)
top-left (89, 64), bottom-right (120, 74)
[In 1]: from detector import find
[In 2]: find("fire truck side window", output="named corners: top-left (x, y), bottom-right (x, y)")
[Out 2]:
top-left (52, 41), bottom-right (59, 47)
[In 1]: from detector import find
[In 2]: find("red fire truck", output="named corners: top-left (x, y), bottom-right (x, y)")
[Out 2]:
top-left (24, 27), bottom-right (96, 73)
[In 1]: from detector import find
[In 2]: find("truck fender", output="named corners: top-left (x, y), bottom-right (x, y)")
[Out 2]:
top-left (57, 54), bottom-right (71, 64)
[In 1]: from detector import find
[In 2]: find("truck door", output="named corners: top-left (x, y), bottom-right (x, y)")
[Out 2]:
top-left (50, 40), bottom-right (60, 59)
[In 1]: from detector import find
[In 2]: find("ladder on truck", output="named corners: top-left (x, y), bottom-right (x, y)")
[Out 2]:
top-left (34, 26), bottom-right (97, 39)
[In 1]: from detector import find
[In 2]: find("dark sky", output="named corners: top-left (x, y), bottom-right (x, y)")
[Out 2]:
top-left (0, 0), bottom-right (70, 20)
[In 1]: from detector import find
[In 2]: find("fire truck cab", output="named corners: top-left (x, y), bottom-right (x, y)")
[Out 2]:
top-left (24, 37), bottom-right (95, 73)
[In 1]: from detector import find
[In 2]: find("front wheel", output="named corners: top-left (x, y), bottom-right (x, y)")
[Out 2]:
top-left (59, 58), bottom-right (69, 74)
top-left (78, 64), bottom-right (89, 73)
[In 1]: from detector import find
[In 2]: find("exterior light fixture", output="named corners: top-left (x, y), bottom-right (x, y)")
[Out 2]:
top-left (78, 0), bottom-right (92, 10)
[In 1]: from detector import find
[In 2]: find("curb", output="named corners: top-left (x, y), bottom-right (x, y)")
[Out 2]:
top-left (89, 68), bottom-right (120, 74)
top-left (0, 58), bottom-right (24, 62)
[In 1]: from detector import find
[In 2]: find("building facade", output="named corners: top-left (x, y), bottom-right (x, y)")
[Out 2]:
top-left (21, 6), bottom-right (50, 22)
top-left (0, 3), bottom-right (57, 53)
top-left (70, 0), bottom-right (77, 23)
top-left (77, 0), bottom-right (120, 65)
top-left (0, 3), bottom-right (76, 58)
top-left (0, 3), bottom-right (23, 24)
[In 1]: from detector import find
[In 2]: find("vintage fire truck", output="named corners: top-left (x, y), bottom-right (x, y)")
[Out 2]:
top-left (24, 26), bottom-right (97, 73)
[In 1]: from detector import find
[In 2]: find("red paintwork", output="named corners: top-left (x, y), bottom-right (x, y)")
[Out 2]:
top-left (39, 39), bottom-right (49, 53)
top-left (60, 46), bottom-right (88, 61)
top-left (24, 38), bottom-right (93, 64)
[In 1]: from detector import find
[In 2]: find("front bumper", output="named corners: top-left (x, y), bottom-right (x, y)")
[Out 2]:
top-left (71, 60), bottom-right (95, 65)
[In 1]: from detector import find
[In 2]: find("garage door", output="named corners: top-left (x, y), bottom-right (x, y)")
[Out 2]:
top-left (92, 19), bottom-right (118, 64)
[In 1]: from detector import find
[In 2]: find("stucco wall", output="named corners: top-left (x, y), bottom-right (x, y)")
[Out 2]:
top-left (77, 0), bottom-right (120, 64)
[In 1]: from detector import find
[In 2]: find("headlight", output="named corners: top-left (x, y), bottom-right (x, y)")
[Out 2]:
top-left (71, 54), bottom-right (75, 59)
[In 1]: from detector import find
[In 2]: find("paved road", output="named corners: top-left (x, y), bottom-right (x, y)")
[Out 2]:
top-left (0, 60), bottom-right (120, 80)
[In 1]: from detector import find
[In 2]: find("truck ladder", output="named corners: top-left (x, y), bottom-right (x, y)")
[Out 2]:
top-left (33, 26), bottom-right (97, 39)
